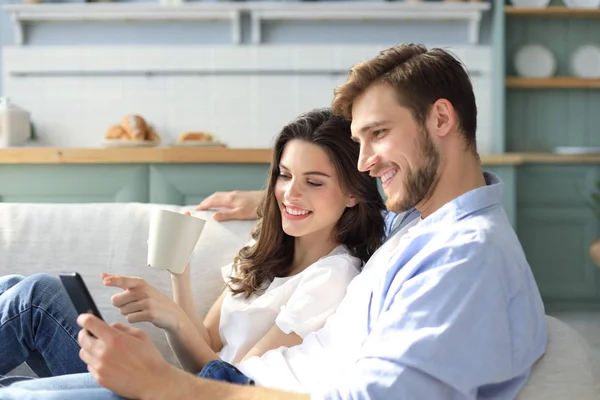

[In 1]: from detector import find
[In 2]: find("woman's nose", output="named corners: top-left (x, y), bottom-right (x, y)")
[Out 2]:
top-left (284, 180), bottom-right (302, 201)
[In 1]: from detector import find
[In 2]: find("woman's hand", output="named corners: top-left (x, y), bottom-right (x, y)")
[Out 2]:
top-left (102, 273), bottom-right (185, 332)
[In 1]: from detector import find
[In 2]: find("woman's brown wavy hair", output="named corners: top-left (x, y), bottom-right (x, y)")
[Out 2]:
top-left (227, 108), bottom-right (386, 298)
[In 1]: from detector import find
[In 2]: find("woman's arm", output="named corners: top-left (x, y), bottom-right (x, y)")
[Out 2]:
top-left (102, 273), bottom-right (223, 373)
top-left (170, 267), bottom-right (225, 352)
top-left (241, 324), bottom-right (303, 361)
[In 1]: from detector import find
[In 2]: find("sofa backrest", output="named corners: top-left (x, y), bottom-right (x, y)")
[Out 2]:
top-left (0, 202), bottom-right (256, 366)
top-left (517, 315), bottom-right (600, 399)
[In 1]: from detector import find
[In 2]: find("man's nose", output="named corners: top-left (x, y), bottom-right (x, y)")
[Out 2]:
top-left (358, 145), bottom-right (378, 172)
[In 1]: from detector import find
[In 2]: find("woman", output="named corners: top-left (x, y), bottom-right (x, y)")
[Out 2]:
top-left (0, 108), bottom-right (385, 395)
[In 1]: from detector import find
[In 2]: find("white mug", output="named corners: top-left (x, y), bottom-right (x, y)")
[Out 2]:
top-left (147, 209), bottom-right (206, 274)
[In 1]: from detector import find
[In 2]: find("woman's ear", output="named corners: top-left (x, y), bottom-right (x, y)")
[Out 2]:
top-left (346, 197), bottom-right (357, 208)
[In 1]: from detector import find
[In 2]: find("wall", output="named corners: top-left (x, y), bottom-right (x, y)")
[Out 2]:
top-left (0, 2), bottom-right (495, 150)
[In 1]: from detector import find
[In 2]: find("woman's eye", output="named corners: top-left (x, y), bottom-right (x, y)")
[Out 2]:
top-left (308, 181), bottom-right (323, 187)
top-left (278, 173), bottom-right (291, 179)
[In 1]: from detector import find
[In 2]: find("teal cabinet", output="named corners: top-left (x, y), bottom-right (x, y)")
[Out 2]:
top-left (517, 165), bottom-right (600, 307)
top-left (0, 165), bottom-right (149, 203)
top-left (149, 164), bottom-right (270, 206)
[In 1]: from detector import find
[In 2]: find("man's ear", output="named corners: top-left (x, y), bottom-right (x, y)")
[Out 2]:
top-left (429, 98), bottom-right (456, 138)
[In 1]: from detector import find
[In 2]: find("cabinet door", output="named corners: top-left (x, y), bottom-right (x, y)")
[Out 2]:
top-left (518, 205), bottom-right (600, 301)
top-left (0, 165), bottom-right (149, 203)
top-left (149, 164), bottom-right (270, 206)
top-left (517, 165), bottom-right (600, 302)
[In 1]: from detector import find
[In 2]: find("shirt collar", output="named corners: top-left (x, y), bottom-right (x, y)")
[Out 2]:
top-left (401, 171), bottom-right (503, 230)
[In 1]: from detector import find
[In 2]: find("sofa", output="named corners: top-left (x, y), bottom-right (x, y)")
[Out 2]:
top-left (0, 202), bottom-right (598, 399)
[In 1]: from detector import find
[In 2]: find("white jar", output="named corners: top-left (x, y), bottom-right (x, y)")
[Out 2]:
top-left (0, 97), bottom-right (31, 148)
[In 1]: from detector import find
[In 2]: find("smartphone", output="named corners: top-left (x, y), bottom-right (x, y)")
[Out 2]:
top-left (59, 272), bottom-right (104, 321)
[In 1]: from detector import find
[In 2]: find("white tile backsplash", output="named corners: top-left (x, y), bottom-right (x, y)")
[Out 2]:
top-left (3, 45), bottom-right (495, 152)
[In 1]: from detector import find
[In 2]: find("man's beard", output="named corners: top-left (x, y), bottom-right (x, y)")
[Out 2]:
top-left (386, 129), bottom-right (441, 214)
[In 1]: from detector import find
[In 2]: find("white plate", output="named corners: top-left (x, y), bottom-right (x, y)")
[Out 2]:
top-left (555, 146), bottom-right (600, 155)
top-left (570, 44), bottom-right (600, 78)
top-left (170, 141), bottom-right (224, 147)
top-left (514, 44), bottom-right (556, 78)
top-left (509, 0), bottom-right (550, 7)
top-left (103, 139), bottom-right (159, 148)
top-left (563, 0), bottom-right (600, 8)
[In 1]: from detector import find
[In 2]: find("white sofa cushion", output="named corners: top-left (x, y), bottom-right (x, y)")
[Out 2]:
top-left (518, 315), bottom-right (600, 399)
top-left (0, 202), bottom-right (256, 367)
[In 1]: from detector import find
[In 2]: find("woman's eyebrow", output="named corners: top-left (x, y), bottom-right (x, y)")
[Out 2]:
top-left (279, 164), bottom-right (331, 178)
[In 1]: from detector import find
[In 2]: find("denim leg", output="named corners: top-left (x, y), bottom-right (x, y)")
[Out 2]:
top-left (0, 274), bottom-right (86, 377)
top-left (197, 360), bottom-right (255, 386)
top-left (7, 373), bottom-right (101, 390)
top-left (0, 373), bottom-right (129, 400)
top-left (0, 387), bottom-right (127, 400)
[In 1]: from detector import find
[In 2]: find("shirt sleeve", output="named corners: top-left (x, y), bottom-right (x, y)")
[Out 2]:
top-left (312, 241), bottom-right (547, 400)
top-left (275, 255), bottom-right (360, 339)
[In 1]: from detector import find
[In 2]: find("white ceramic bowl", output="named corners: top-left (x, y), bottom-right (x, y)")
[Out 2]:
top-left (514, 44), bottom-right (556, 78)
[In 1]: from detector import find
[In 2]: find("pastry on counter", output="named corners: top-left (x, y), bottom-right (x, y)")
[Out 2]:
top-left (146, 127), bottom-right (161, 144)
top-left (177, 132), bottom-right (215, 142)
top-left (105, 125), bottom-right (128, 140)
top-left (103, 114), bottom-right (160, 147)
top-left (121, 114), bottom-right (148, 140)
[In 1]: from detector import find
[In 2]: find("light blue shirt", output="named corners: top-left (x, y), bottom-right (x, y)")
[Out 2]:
top-left (314, 171), bottom-right (547, 399)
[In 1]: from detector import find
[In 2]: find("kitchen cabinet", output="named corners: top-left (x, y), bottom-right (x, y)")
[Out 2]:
top-left (517, 165), bottom-right (600, 309)
top-left (0, 165), bottom-right (149, 203)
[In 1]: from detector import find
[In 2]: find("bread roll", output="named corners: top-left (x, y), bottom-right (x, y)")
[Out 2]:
top-left (121, 114), bottom-right (148, 140)
top-left (146, 128), bottom-right (161, 143)
top-left (105, 125), bottom-right (128, 140)
top-left (177, 132), bottom-right (214, 142)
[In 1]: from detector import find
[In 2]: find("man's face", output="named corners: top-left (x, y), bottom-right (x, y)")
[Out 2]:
top-left (350, 83), bottom-right (440, 213)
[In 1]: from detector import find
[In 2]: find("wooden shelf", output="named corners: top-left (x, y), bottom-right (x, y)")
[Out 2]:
top-left (2, 2), bottom-right (491, 45)
top-left (0, 148), bottom-right (598, 165)
top-left (0, 147), bottom-right (273, 164)
top-left (505, 6), bottom-right (600, 17)
top-left (506, 77), bottom-right (600, 89)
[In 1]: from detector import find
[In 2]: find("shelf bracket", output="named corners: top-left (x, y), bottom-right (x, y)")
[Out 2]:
top-left (251, 12), bottom-right (261, 45)
top-left (230, 10), bottom-right (241, 45)
top-left (468, 12), bottom-right (482, 45)
top-left (12, 13), bottom-right (24, 46)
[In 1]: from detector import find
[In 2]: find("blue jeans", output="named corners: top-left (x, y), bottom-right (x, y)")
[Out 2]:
top-left (0, 274), bottom-right (86, 379)
top-left (0, 361), bottom-right (254, 399)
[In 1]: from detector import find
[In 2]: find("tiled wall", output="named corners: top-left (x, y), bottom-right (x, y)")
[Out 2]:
top-left (3, 45), bottom-right (493, 152)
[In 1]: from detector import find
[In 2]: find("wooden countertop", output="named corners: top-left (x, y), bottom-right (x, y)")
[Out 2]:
top-left (0, 147), bottom-right (599, 165)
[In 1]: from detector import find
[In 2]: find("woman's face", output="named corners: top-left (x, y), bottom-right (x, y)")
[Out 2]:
top-left (274, 139), bottom-right (355, 241)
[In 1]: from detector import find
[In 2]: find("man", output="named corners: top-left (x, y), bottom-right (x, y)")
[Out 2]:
top-left (0, 43), bottom-right (547, 400)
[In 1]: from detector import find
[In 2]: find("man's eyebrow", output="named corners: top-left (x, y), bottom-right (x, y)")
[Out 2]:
top-left (359, 120), bottom-right (391, 134)
top-left (279, 164), bottom-right (331, 178)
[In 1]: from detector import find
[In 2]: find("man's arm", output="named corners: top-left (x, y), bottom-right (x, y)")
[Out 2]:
top-left (194, 190), bottom-right (264, 221)
top-left (77, 314), bottom-right (310, 400)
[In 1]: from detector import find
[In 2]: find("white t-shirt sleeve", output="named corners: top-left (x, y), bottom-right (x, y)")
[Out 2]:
top-left (275, 254), bottom-right (360, 339)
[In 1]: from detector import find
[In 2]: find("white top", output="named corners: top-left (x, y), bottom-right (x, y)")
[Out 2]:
top-left (236, 217), bottom-right (421, 391)
top-left (217, 244), bottom-right (361, 365)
